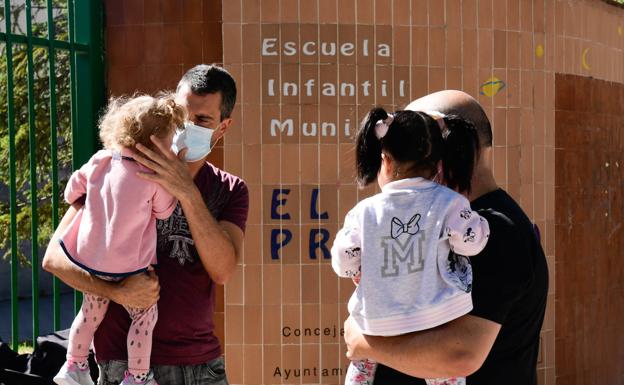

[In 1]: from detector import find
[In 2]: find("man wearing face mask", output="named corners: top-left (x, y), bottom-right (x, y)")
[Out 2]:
top-left (43, 64), bottom-right (248, 385)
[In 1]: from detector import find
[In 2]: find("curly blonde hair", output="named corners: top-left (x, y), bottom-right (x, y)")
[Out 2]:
top-left (99, 93), bottom-right (186, 151)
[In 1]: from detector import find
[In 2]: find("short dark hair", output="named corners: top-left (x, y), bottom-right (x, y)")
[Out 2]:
top-left (177, 64), bottom-right (237, 120)
top-left (440, 115), bottom-right (480, 193)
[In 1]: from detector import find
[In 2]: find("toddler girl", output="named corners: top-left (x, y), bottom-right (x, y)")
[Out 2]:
top-left (53, 94), bottom-right (186, 385)
top-left (331, 108), bottom-right (490, 385)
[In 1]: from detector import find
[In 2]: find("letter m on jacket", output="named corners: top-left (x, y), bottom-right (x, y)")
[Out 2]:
top-left (380, 233), bottom-right (425, 277)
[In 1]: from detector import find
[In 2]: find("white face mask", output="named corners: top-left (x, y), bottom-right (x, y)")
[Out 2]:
top-left (171, 121), bottom-right (218, 162)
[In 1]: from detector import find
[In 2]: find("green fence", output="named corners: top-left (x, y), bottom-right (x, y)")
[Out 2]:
top-left (1, 0), bottom-right (103, 351)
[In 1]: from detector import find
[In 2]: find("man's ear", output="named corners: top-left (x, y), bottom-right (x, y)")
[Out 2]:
top-left (214, 118), bottom-right (233, 142)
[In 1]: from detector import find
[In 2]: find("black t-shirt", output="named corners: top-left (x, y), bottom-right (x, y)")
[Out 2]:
top-left (374, 189), bottom-right (549, 385)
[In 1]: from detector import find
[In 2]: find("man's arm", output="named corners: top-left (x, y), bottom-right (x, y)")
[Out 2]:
top-left (178, 184), bottom-right (242, 284)
top-left (344, 314), bottom-right (500, 378)
top-left (133, 138), bottom-right (242, 284)
top-left (42, 203), bottom-right (160, 309)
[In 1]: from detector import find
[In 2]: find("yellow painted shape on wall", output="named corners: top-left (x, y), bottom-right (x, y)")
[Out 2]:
top-left (479, 76), bottom-right (506, 97)
top-left (535, 44), bottom-right (544, 58)
top-left (581, 47), bottom-right (591, 71)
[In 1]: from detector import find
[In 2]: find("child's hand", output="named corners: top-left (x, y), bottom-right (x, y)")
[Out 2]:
top-left (352, 274), bottom-right (361, 286)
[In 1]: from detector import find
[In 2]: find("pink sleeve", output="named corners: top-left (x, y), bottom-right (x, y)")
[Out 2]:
top-left (64, 161), bottom-right (90, 204)
top-left (446, 196), bottom-right (490, 256)
top-left (152, 185), bottom-right (177, 219)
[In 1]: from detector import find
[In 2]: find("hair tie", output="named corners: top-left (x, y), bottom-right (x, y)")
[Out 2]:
top-left (424, 110), bottom-right (450, 139)
top-left (374, 114), bottom-right (394, 139)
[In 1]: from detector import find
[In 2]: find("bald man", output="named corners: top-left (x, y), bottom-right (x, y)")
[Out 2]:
top-left (343, 91), bottom-right (548, 385)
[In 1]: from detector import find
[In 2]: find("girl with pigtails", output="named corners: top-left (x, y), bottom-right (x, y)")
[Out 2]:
top-left (331, 108), bottom-right (490, 385)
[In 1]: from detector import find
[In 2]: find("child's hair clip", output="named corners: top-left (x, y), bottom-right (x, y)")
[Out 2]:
top-left (424, 110), bottom-right (450, 139)
top-left (375, 114), bottom-right (394, 139)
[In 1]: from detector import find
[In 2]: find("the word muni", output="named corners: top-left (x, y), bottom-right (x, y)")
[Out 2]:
top-left (262, 38), bottom-right (391, 57)
top-left (269, 117), bottom-right (352, 137)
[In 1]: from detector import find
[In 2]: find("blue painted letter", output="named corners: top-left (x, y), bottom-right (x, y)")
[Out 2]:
top-left (271, 229), bottom-right (292, 260)
top-left (309, 228), bottom-right (331, 259)
top-left (271, 189), bottom-right (291, 220)
top-left (310, 188), bottom-right (329, 219)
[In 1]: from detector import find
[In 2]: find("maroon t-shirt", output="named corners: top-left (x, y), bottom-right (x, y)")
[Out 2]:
top-left (93, 162), bottom-right (249, 365)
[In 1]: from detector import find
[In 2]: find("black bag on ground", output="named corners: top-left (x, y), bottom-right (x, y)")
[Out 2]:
top-left (0, 338), bottom-right (28, 373)
top-left (0, 368), bottom-right (55, 385)
top-left (0, 330), bottom-right (97, 384)
top-left (26, 329), bottom-right (69, 378)
top-left (26, 329), bottom-right (98, 382)
top-left (0, 338), bottom-right (53, 385)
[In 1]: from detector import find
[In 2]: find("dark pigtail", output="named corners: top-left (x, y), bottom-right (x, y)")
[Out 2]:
top-left (355, 107), bottom-right (389, 186)
top-left (442, 115), bottom-right (480, 194)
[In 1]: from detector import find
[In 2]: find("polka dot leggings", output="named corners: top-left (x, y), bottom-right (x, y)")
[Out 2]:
top-left (67, 293), bottom-right (158, 382)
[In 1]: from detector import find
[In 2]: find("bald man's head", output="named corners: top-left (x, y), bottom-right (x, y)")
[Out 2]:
top-left (406, 90), bottom-right (492, 148)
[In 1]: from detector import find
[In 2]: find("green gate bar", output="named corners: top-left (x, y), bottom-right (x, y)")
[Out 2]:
top-left (68, 0), bottom-right (105, 315)
top-left (67, 0), bottom-right (82, 314)
top-left (26, 0), bottom-right (41, 344)
top-left (73, 0), bottom-right (104, 166)
top-left (0, 33), bottom-right (88, 50)
top-left (1, 0), bottom-right (103, 348)
top-left (47, 0), bottom-right (62, 331)
top-left (4, 0), bottom-right (20, 352)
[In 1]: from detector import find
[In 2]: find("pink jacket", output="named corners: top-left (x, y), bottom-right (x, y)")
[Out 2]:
top-left (60, 149), bottom-right (177, 276)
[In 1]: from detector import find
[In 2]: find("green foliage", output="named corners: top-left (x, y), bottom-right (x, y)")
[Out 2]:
top-left (0, 1), bottom-right (73, 265)
top-left (18, 341), bottom-right (33, 354)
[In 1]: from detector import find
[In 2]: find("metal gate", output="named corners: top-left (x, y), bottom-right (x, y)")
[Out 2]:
top-left (1, 0), bottom-right (103, 350)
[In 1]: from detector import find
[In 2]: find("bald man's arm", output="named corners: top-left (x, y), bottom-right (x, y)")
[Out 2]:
top-left (344, 314), bottom-right (500, 378)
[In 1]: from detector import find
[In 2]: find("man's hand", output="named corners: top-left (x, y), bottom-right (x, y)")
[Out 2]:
top-left (133, 136), bottom-right (194, 199)
top-left (109, 268), bottom-right (160, 309)
top-left (344, 316), bottom-right (371, 360)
